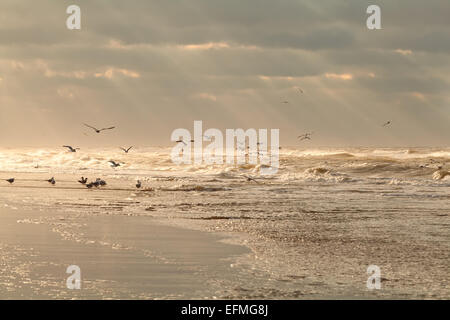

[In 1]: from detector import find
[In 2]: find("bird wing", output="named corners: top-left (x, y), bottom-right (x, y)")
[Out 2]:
top-left (242, 175), bottom-right (259, 183)
top-left (126, 146), bottom-right (133, 152)
top-left (62, 145), bottom-right (73, 151)
top-left (100, 126), bottom-right (115, 131)
top-left (83, 123), bottom-right (99, 131)
top-left (298, 135), bottom-right (311, 141)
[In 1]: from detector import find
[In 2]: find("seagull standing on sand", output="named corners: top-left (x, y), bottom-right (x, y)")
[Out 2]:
top-left (136, 180), bottom-right (142, 189)
top-left (95, 178), bottom-right (107, 186)
top-left (86, 178), bottom-right (106, 188)
top-left (63, 145), bottom-right (80, 152)
top-left (83, 123), bottom-right (116, 134)
top-left (47, 177), bottom-right (56, 185)
top-left (108, 160), bottom-right (121, 168)
top-left (120, 146), bottom-right (133, 153)
top-left (5, 178), bottom-right (15, 184)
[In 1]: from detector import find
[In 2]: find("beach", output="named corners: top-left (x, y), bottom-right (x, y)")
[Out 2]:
top-left (0, 146), bottom-right (449, 299)
top-left (0, 207), bottom-right (252, 299)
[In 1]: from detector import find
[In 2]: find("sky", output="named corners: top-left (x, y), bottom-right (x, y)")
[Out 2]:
top-left (0, 0), bottom-right (449, 147)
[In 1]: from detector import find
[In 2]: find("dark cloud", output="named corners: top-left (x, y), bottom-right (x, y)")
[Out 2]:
top-left (0, 0), bottom-right (448, 146)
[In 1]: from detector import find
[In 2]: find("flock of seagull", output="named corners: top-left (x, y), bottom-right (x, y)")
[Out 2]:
top-left (3, 123), bottom-right (144, 190)
top-left (3, 117), bottom-right (396, 187)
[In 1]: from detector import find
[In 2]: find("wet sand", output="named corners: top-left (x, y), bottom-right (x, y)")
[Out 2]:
top-left (0, 207), bottom-right (250, 299)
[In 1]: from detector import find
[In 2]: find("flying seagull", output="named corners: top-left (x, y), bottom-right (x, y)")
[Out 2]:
top-left (83, 123), bottom-right (116, 134)
top-left (47, 177), bottom-right (56, 185)
top-left (78, 177), bottom-right (88, 184)
top-left (63, 145), bottom-right (80, 152)
top-left (297, 132), bottom-right (313, 141)
top-left (5, 178), bottom-right (14, 184)
top-left (120, 146), bottom-right (133, 153)
top-left (136, 180), bottom-right (142, 189)
top-left (382, 121), bottom-right (391, 127)
top-left (176, 140), bottom-right (187, 146)
top-left (296, 87), bottom-right (304, 94)
top-left (108, 160), bottom-right (121, 168)
top-left (242, 175), bottom-right (259, 184)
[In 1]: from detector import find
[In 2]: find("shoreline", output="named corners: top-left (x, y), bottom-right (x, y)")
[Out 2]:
top-left (0, 207), bottom-right (252, 299)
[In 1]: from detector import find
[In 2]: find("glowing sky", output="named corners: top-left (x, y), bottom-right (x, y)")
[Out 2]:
top-left (0, 0), bottom-right (449, 147)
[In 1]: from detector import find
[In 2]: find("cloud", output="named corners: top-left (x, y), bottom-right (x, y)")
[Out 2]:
top-left (325, 73), bottom-right (353, 80)
top-left (395, 49), bottom-right (413, 56)
top-left (0, 0), bottom-right (449, 146)
top-left (57, 87), bottom-right (75, 99)
top-left (179, 42), bottom-right (230, 51)
top-left (94, 68), bottom-right (140, 79)
top-left (411, 92), bottom-right (425, 101)
top-left (191, 93), bottom-right (217, 101)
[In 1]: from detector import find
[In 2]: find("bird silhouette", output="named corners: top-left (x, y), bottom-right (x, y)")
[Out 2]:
top-left (78, 177), bottom-right (88, 184)
top-left (95, 178), bottom-right (107, 186)
top-left (120, 146), bottom-right (133, 153)
top-left (242, 175), bottom-right (259, 183)
top-left (108, 160), bottom-right (121, 168)
top-left (136, 180), bottom-right (142, 188)
top-left (83, 123), bottom-right (115, 133)
top-left (297, 132), bottom-right (313, 141)
top-left (47, 177), bottom-right (56, 185)
top-left (5, 178), bottom-right (15, 184)
top-left (63, 145), bottom-right (80, 152)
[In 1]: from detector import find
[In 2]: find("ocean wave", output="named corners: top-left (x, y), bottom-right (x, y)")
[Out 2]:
top-left (432, 170), bottom-right (450, 180)
top-left (159, 184), bottom-right (231, 192)
top-left (0, 147), bottom-right (448, 185)
top-left (278, 167), bottom-right (353, 183)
